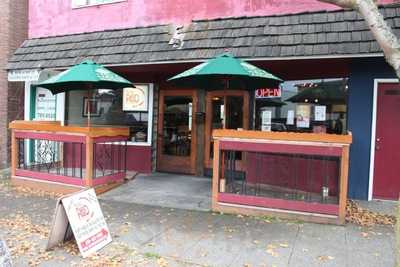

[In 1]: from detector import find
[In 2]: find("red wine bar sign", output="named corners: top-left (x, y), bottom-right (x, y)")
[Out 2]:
top-left (255, 88), bottom-right (281, 98)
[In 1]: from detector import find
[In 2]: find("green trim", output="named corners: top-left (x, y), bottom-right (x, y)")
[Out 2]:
top-left (30, 85), bottom-right (36, 120)
top-left (29, 85), bottom-right (36, 162)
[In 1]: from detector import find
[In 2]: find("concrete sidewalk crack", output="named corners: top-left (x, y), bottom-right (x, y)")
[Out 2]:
top-left (344, 229), bottom-right (349, 267)
top-left (287, 225), bottom-right (300, 267)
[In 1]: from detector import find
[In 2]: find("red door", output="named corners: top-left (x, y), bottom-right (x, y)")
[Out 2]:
top-left (373, 82), bottom-right (400, 200)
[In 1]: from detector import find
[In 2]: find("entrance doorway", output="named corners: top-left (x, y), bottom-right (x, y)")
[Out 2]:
top-left (373, 82), bottom-right (400, 200)
top-left (157, 89), bottom-right (250, 175)
top-left (204, 90), bottom-right (249, 169)
top-left (157, 89), bottom-right (197, 174)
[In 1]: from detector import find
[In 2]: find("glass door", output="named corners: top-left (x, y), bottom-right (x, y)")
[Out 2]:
top-left (204, 90), bottom-right (249, 169)
top-left (157, 90), bottom-right (197, 174)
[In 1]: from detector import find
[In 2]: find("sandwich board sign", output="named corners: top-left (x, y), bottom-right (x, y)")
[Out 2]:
top-left (0, 238), bottom-right (12, 267)
top-left (47, 188), bottom-right (112, 258)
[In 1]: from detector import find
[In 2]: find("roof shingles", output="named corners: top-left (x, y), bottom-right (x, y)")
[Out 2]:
top-left (8, 4), bottom-right (400, 70)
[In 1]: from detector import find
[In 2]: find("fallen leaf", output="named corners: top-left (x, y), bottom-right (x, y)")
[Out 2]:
top-left (279, 243), bottom-right (289, 248)
top-left (361, 232), bottom-right (369, 238)
top-left (346, 200), bottom-right (396, 226)
top-left (266, 248), bottom-right (278, 257)
top-left (317, 255), bottom-right (334, 261)
top-left (157, 257), bottom-right (168, 267)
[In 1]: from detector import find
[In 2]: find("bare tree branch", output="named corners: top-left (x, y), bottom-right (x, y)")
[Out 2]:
top-left (318, 0), bottom-right (357, 8)
top-left (356, 0), bottom-right (400, 77)
top-left (318, 0), bottom-right (400, 78)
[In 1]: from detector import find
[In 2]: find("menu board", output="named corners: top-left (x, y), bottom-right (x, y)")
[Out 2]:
top-left (62, 189), bottom-right (112, 258)
top-left (47, 189), bottom-right (112, 258)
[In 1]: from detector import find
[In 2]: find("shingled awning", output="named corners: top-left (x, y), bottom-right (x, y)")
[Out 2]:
top-left (7, 3), bottom-right (400, 71)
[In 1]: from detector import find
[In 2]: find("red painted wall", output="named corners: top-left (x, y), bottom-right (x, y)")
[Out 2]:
top-left (245, 152), bottom-right (339, 196)
top-left (29, 0), bottom-right (396, 38)
top-left (126, 145), bottom-right (152, 173)
top-left (63, 143), bottom-right (152, 173)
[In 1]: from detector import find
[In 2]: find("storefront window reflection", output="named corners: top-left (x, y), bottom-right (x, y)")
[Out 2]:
top-left (65, 88), bottom-right (149, 142)
top-left (255, 78), bottom-right (348, 134)
top-left (162, 96), bottom-right (192, 156)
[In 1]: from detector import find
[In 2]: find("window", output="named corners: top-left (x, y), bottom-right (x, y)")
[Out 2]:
top-left (65, 84), bottom-right (153, 144)
top-left (255, 78), bottom-right (348, 134)
top-left (72, 0), bottom-right (125, 8)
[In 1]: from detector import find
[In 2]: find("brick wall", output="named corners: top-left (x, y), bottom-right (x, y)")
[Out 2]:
top-left (0, 0), bottom-right (28, 169)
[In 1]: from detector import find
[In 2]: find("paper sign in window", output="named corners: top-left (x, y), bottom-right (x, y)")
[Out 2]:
top-left (123, 85), bottom-right (149, 111)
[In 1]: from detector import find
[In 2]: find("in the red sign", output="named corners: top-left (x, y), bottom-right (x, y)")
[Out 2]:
top-left (255, 88), bottom-right (281, 98)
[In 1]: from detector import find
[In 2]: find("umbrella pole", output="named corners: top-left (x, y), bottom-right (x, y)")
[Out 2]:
top-left (87, 86), bottom-right (91, 128)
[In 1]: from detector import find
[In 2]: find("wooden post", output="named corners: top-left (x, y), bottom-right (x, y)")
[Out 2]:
top-left (11, 130), bottom-right (17, 177)
top-left (212, 139), bottom-right (220, 210)
top-left (85, 135), bottom-right (94, 187)
top-left (220, 150), bottom-right (225, 192)
top-left (338, 145), bottom-right (350, 224)
top-left (195, 89), bottom-right (205, 176)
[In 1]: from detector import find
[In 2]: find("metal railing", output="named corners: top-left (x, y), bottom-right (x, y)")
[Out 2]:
top-left (211, 129), bottom-right (352, 224)
top-left (16, 138), bottom-right (128, 183)
top-left (17, 138), bottom-right (84, 179)
top-left (221, 150), bottom-right (340, 205)
top-left (10, 121), bottom-right (129, 189)
top-left (93, 141), bottom-right (127, 178)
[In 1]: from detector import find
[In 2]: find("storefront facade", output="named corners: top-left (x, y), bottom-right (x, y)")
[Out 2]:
top-left (7, 1), bottom-right (400, 201)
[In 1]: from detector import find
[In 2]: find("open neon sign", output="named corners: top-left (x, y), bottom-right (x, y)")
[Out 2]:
top-left (255, 88), bottom-right (281, 98)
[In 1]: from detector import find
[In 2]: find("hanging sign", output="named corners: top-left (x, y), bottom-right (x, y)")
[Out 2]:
top-left (123, 84), bottom-right (149, 111)
top-left (47, 189), bottom-right (112, 258)
top-left (8, 69), bottom-right (40, 82)
top-left (296, 104), bottom-right (310, 128)
top-left (255, 88), bottom-right (281, 98)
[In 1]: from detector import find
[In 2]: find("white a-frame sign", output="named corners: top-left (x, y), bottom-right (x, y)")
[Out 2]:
top-left (47, 188), bottom-right (112, 258)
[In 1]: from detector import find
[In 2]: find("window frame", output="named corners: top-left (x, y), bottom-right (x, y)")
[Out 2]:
top-left (125, 83), bottom-right (154, 146)
top-left (71, 0), bottom-right (126, 9)
top-left (254, 78), bottom-right (348, 134)
top-left (63, 83), bottom-right (154, 147)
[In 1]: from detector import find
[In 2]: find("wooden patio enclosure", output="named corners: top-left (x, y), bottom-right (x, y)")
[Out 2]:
top-left (9, 120), bottom-right (129, 194)
top-left (156, 87), bottom-right (352, 224)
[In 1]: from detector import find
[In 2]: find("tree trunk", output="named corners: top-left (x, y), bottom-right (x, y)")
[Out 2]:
top-left (319, 0), bottom-right (400, 78)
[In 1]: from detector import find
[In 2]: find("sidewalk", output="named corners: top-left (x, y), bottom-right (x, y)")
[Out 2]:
top-left (0, 180), bottom-right (396, 267)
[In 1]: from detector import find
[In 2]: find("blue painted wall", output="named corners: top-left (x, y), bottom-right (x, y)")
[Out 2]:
top-left (347, 57), bottom-right (396, 199)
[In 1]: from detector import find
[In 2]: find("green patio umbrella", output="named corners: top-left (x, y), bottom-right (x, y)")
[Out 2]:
top-left (36, 60), bottom-right (133, 94)
top-left (168, 53), bottom-right (283, 90)
top-left (35, 60), bottom-right (133, 126)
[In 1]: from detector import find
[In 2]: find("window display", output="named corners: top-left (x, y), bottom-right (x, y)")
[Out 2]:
top-left (255, 78), bottom-right (348, 134)
top-left (65, 84), bottom-right (152, 143)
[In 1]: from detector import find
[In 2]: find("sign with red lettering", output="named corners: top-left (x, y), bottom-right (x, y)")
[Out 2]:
top-left (123, 84), bottom-right (149, 111)
top-left (61, 189), bottom-right (112, 258)
top-left (255, 88), bottom-right (281, 98)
